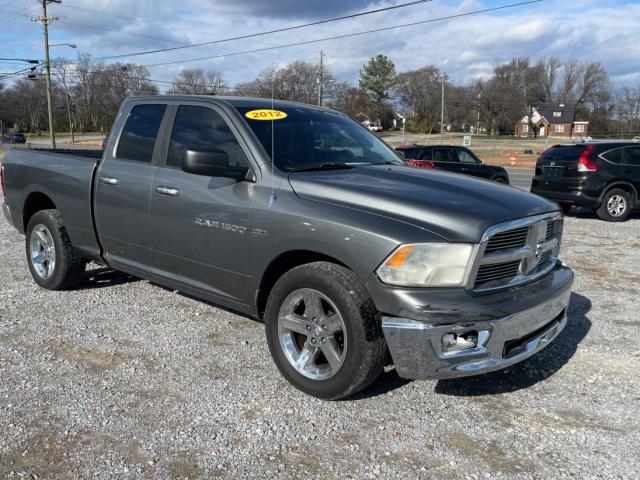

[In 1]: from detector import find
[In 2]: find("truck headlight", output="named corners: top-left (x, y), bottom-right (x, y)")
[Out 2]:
top-left (376, 243), bottom-right (475, 287)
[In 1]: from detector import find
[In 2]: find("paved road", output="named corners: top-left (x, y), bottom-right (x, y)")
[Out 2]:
top-left (506, 167), bottom-right (534, 191)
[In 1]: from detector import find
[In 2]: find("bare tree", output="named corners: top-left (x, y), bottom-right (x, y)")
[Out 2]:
top-left (394, 65), bottom-right (444, 129)
top-left (171, 68), bottom-right (227, 95)
top-left (234, 61), bottom-right (333, 105)
top-left (327, 81), bottom-right (373, 120)
top-left (537, 57), bottom-right (562, 102)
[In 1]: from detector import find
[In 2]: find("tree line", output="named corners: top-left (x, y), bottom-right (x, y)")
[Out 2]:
top-left (1, 52), bottom-right (638, 138)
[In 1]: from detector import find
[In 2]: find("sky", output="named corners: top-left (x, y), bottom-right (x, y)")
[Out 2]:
top-left (0, 0), bottom-right (639, 93)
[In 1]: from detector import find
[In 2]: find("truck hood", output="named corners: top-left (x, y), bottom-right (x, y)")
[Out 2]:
top-left (288, 164), bottom-right (558, 243)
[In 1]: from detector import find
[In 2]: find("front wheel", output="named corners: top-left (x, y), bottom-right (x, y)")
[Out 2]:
top-left (264, 262), bottom-right (386, 400)
top-left (25, 209), bottom-right (86, 290)
top-left (597, 188), bottom-right (632, 222)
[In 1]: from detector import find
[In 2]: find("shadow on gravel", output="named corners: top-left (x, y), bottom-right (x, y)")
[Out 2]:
top-left (74, 267), bottom-right (140, 290)
top-left (433, 292), bottom-right (592, 397)
top-left (350, 369), bottom-right (412, 400)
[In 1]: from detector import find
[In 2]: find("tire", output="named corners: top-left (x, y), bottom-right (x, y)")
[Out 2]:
top-left (25, 209), bottom-right (86, 290)
top-left (492, 176), bottom-right (508, 184)
top-left (264, 261), bottom-right (386, 400)
top-left (596, 188), bottom-right (632, 222)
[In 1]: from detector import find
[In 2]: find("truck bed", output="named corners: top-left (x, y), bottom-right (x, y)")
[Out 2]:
top-left (2, 147), bottom-right (102, 260)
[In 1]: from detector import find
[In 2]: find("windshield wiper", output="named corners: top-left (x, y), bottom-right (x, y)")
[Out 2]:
top-left (286, 162), bottom-right (355, 172)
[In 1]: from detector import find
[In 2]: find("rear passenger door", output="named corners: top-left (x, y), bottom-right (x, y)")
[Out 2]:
top-left (622, 146), bottom-right (640, 196)
top-left (149, 104), bottom-right (256, 309)
top-left (94, 102), bottom-right (167, 275)
top-left (432, 147), bottom-right (460, 174)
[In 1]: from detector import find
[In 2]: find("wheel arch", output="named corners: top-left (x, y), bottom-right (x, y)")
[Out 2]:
top-left (23, 191), bottom-right (57, 231)
top-left (255, 250), bottom-right (349, 320)
top-left (599, 181), bottom-right (638, 205)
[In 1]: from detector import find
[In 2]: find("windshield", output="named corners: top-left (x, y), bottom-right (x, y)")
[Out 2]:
top-left (235, 105), bottom-right (403, 171)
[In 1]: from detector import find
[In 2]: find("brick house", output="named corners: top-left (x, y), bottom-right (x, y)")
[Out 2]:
top-left (515, 103), bottom-right (589, 138)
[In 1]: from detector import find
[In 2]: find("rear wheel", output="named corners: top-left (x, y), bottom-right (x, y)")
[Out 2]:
top-left (492, 176), bottom-right (507, 184)
top-left (597, 188), bottom-right (632, 222)
top-left (26, 210), bottom-right (86, 290)
top-left (264, 262), bottom-right (385, 400)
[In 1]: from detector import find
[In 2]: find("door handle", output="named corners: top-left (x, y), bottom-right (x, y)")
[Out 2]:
top-left (155, 186), bottom-right (180, 197)
top-left (99, 176), bottom-right (120, 185)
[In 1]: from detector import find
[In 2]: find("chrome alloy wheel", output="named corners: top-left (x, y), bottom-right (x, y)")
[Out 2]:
top-left (29, 224), bottom-right (56, 279)
top-left (607, 195), bottom-right (627, 217)
top-left (278, 288), bottom-right (347, 381)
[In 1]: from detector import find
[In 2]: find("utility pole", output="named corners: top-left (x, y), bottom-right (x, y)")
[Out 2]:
top-left (440, 76), bottom-right (445, 144)
top-left (32, 0), bottom-right (60, 149)
top-left (318, 50), bottom-right (324, 107)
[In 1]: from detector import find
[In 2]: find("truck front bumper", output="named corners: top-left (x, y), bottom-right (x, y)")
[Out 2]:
top-left (369, 264), bottom-right (573, 380)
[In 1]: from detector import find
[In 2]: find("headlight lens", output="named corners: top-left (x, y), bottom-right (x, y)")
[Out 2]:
top-left (376, 243), bottom-right (475, 287)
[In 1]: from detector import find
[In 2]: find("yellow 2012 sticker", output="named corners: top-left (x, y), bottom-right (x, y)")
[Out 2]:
top-left (245, 109), bottom-right (287, 121)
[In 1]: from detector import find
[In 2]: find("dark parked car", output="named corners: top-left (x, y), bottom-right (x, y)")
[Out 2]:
top-left (1, 133), bottom-right (26, 144)
top-left (395, 144), bottom-right (510, 183)
top-left (2, 96), bottom-right (572, 400)
top-left (531, 141), bottom-right (640, 221)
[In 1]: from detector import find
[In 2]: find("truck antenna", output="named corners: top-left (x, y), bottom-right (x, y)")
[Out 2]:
top-left (269, 66), bottom-right (277, 208)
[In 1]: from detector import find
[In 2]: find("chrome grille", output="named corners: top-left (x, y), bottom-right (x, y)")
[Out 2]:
top-left (472, 213), bottom-right (562, 292)
top-left (475, 260), bottom-right (521, 284)
top-left (545, 220), bottom-right (556, 240)
top-left (537, 250), bottom-right (552, 266)
top-left (484, 226), bottom-right (529, 253)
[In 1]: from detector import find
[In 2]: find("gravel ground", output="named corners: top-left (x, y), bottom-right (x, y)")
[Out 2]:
top-left (1, 198), bottom-right (639, 479)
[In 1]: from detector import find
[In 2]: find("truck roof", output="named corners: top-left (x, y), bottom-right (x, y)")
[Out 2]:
top-left (125, 95), bottom-right (332, 112)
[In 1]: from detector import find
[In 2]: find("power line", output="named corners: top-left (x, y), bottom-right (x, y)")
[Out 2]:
top-left (84, 0), bottom-right (436, 62)
top-left (140, 1), bottom-right (544, 69)
top-left (54, 15), bottom-right (191, 46)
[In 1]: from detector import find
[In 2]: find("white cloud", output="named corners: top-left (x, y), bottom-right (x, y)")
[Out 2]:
top-left (3, 0), bottom-right (639, 91)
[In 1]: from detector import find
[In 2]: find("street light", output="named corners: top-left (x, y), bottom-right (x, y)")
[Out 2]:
top-left (50, 43), bottom-right (77, 49)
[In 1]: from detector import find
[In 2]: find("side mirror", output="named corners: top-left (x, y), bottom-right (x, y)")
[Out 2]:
top-left (182, 149), bottom-right (249, 181)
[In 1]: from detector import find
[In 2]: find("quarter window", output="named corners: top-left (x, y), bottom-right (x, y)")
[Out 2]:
top-left (602, 148), bottom-right (623, 164)
top-left (167, 106), bottom-right (249, 169)
top-left (116, 104), bottom-right (166, 163)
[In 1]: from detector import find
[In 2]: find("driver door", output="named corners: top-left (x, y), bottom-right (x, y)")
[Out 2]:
top-left (149, 104), bottom-right (256, 309)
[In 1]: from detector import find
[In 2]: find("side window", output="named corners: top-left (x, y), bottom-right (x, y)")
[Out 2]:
top-left (419, 148), bottom-right (433, 161)
top-left (624, 147), bottom-right (640, 166)
top-left (433, 149), bottom-right (454, 162)
top-left (116, 104), bottom-right (166, 162)
top-left (457, 149), bottom-right (478, 164)
top-left (602, 148), bottom-right (623, 164)
top-left (167, 105), bottom-right (249, 169)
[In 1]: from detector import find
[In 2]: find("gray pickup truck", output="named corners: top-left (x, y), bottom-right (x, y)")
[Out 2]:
top-left (1, 96), bottom-right (574, 399)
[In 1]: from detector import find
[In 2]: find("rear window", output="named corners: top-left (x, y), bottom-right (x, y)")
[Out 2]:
top-left (116, 104), bottom-right (166, 163)
top-left (541, 145), bottom-right (587, 162)
top-left (397, 147), bottom-right (419, 159)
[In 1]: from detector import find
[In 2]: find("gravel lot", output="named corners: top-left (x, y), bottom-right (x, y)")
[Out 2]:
top-left (1, 194), bottom-right (639, 479)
